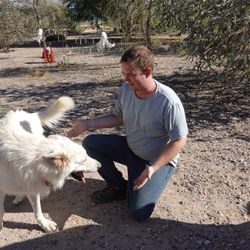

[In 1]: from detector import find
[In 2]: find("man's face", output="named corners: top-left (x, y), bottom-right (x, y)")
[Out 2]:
top-left (120, 62), bottom-right (147, 92)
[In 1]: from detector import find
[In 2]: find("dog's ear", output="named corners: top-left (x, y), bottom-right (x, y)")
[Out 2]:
top-left (43, 154), bottom-right (70, 170)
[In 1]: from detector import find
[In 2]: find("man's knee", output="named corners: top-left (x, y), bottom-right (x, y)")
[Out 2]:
top-left (128, 204), bottom-right (155, 222)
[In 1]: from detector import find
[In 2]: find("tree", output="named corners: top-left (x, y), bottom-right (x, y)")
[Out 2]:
top-left (62, 0), bottom-right (249, 81)
top-left (106, 0), bottom-right (164, 48)
top-left (106, 1), bottom-right (144, 43)
top-left (33, 0), bottom-right (42, 27)
top-left (63, 0), bottom-right (109, 27)
top-left (0, 0), bottom-right (74, 50)
top-left (163, 0), bottom-right (250, 81)
top-left (33, 0), bottom-right (74, 31)
top-left (63, 0), bottom-right (167, 47)
top-left (0, 0), bottom-right (36, 50)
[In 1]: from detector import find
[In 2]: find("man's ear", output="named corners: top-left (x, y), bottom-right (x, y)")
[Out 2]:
top-left (144, 67), bottom-right (152, 78)
top-left (43, 154), bottom-right (70, 170)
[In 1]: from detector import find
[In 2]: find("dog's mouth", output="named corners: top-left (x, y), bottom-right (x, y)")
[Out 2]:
top-left (71, 171), bottom-right (85, 183)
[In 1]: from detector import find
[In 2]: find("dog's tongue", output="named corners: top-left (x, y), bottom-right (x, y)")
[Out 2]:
top-left (71, 171), bottom-right (85, 183)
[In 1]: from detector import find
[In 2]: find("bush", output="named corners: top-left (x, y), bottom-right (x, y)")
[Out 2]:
top-left (0, 0), bottom-right (36, 50)
top-left (165, 0), bottom-right (249, 82)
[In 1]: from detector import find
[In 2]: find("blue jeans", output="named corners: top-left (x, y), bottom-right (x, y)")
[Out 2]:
top-left (83, 134), bottom-right (175, 222)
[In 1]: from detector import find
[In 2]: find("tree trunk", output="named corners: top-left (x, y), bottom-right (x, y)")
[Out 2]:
top-left (33, 0), bottom-right (42, 27)
top-left (145, 0), bottom-right (153, 49)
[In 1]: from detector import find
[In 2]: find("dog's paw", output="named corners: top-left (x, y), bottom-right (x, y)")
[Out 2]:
top-left (39, 219), bottom-right (58, 233)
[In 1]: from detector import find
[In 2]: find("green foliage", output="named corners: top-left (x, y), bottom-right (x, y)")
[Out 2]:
top-left (107, 1), bottom-right (145, 41)
top-left (63, 0), bottom-right (109, 27)
top-left (74, 23), bottom-right (86, 34)
top-left (151, 37), bottom-right (163, 48)
top-left (0, 0), bottom-right (73, 50)
top-left (62, 0), bottom-right (249, 80)
top-left (164, 0), bottom-right (250, 81)
top-left (35, 1), bottom-right (74, 31)
top-left (106, 0), bottom-right (164, 46)
top-left (63, 0), bottom-right (165, 45)
top-left (0, 0), bottom-right (36, 50)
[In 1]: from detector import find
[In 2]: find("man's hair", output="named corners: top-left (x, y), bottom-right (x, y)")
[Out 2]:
top-left (120, 46), bottom-right (155, 71)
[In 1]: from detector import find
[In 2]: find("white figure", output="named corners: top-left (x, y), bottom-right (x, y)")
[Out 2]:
top-left (96, 31), bottom-right (115, 52)
top-left (101, 31), bottom-right (107, 40)
top-left (46, 45), bottom-right (51, 54)
top-left (37, 28), bottom-right (43, 46)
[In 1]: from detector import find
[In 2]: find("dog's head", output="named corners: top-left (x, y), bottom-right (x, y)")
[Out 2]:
top-left (42, 135), bottom-right (100, 189)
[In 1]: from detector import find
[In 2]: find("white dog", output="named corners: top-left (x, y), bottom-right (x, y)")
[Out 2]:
top-left (0, 96), bottom-right (99, 232)
top-left (96, 31), bottom-right (116, 52)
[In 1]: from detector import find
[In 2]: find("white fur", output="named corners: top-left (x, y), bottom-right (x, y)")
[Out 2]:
top-left (0, 96), bottom-right (99, 232)
top-left (37, 28), bottom-right (43, 45)
top-left (96, 31), bottom-right (116, 52)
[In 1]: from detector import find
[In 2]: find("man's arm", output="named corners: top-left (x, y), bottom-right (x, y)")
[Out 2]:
top-left (149, 137), bottom-right (187, 172)
top-left (133, 137), bottom-right (187, 190)
top-left (67, 114), bottom-right (123, 138)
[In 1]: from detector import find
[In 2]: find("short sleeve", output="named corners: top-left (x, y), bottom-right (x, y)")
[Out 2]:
top-left (164, 101), bottom-right (188, 140)
top-left (112, 88), bottom-right (123, 118)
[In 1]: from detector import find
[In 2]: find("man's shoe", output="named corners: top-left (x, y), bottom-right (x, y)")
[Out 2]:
top-left (91, 186), bottom-right (126, 204)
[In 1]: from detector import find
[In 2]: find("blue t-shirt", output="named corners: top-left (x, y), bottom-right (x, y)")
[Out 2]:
top-left (113, 80), bottom-right (188, 166)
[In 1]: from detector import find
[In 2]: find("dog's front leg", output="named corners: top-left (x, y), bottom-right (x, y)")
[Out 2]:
top-left (27, 194), bottom-right (58, 233)
top-left (0, 191), bottom-right (6, 230)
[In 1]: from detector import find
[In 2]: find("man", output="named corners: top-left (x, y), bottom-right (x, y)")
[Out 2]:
top-left (67, 46), bottom-right (188, 222)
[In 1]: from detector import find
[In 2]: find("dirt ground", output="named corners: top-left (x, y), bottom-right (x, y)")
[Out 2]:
top-left (0, 45), bottom-right (249, 250)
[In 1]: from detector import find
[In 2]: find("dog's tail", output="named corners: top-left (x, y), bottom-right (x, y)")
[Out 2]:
top-left (38, 96), bottom-right (75, 128)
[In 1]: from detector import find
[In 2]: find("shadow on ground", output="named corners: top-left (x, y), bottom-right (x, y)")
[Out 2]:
top-left (0, 69), bottom-right (249, 138)
top-left (0, 63), bottom-right (249, 249)
top-left (2, 222), bottom-right (249, 250)
top-left (2, 178), bottom-right (250, 250)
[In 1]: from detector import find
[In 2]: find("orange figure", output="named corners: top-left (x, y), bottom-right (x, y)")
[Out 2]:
top-left (42, 43), bottom-right (56, 63)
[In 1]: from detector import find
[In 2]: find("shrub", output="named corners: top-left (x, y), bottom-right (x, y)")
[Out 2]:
top-left (165, 0), bottom-right (249, 82)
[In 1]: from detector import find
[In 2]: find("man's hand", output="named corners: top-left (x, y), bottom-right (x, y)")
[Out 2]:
top-left (133, 165), bottom-right (155, 191)
top-left (66, 119), bottom-right (88, 138)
